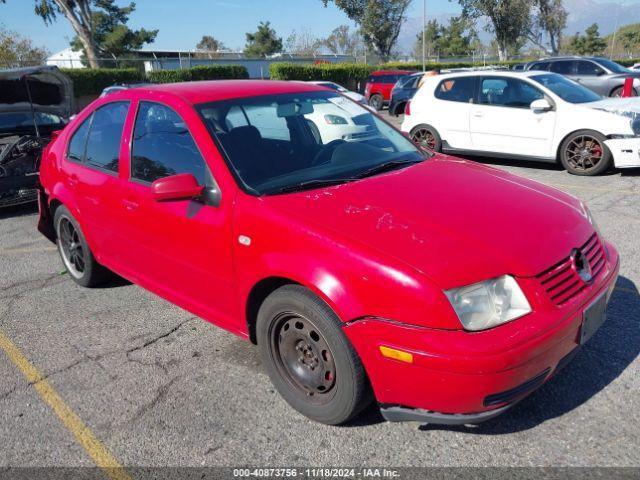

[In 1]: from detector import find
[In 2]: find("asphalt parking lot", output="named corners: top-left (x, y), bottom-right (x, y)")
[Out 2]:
top-left (0, 113), bottom-right (638, 471)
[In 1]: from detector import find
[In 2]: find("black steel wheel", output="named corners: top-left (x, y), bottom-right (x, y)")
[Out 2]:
top-left (257, 285), bottom-right (372, 425)
top-left (54, 205), bottom-right (112, 287)
top-left (410, 124), bottom-right (442, 152)
top-left (559, 130), bottom-right (612, 176)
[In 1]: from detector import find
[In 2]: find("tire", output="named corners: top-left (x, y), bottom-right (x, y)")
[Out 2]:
top-left (257, 285), bottom-right (372, 425)
top-left (54, 205), bottom-right (111, 287)
top-left (368, 94), bottom-right (383, 111)
top-left (410, 124), bottom-right (442, 152)
top-left (559, 130), bottom-right (612, 176)
top-left (611, 86), bottom-right (637, 97)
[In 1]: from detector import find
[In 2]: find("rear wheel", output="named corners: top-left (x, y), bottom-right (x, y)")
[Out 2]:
top-left (410, 124), bottom-right (442, 152)
top-left (257, 285), bottom-right (372, 425)
top-left (368, 94), bottom-right (383, 111)
top-left (611, 86), bottom-right (637, 97)
top-left (54, 205), bottom-right (111, 287)
top-left (559, 130), bottom-right (612, 176)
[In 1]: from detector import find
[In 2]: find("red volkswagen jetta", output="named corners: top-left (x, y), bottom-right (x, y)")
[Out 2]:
top-left (38, 80), bottom-right (619, 425)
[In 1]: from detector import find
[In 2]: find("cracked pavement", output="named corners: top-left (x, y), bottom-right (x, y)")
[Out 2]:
top-left (0, 121), bottom-right (638, 467)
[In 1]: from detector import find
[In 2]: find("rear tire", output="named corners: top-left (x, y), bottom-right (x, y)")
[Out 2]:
top-left (559, 130), bottom-right (612, 176)
top-left (54, 205), bottom-right (111, 287)
top-left (611, 86), bottom-right (637, 97)
top-left (368, 94), bottom-right (383, 111)
top-left (257, 285), bottom-right (372, 425)
top-left (410, 124), bottom-right (442, 152)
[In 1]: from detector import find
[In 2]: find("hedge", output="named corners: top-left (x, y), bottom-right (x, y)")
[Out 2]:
top-left (269, 63), bottom-right (378, 90)
top-left (61, 65), bottom-right (249, 96)
top-left (146, 64), bottom-right (249, 83)
top-left (60, 68), bottom-right (145, 96)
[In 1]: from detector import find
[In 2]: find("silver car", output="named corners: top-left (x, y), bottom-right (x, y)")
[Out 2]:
top-left (525, 56), bottom-right (639, 97)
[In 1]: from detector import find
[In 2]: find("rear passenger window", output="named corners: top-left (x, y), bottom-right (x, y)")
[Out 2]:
top-left (575, 61), bottom-right (604, 76)
top-left (434, 77), bottom-right (475, 103)
top-left (131, 102), bottom-right (207, 184)
top-left (84, 102), bottom-right (129, 173)
top-left (550, 61), bottom-right (574, 74)
top-left (67, 116), bottom-right (91, 162)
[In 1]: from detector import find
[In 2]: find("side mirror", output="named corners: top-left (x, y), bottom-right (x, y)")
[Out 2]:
top-left (151, 173), bottom-right (204, 202)
top-left (530, 98), bottom-right (553, 113)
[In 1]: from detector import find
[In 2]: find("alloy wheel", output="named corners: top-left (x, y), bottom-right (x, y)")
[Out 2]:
top-left (58, 216), bottom-right (86, 278)
top-left (412, 128), bottom-right (436, 150)
top-left (565, 135), bottom-right (604, 173)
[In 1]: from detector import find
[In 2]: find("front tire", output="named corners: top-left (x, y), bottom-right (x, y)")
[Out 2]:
top-left (54, 205), bottom-right (111, 287)
top-left (559, 130), bottom-right (612, 176)
top-left (257, 285), bottom-right (372, 425)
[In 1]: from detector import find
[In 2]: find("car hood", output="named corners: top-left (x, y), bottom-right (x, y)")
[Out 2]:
top-left (587, 97), bottom-right (640, 118)
top-left (0, 66), bottom-right (73, 121)
top-left (264, 156), bottom-right (593, 289)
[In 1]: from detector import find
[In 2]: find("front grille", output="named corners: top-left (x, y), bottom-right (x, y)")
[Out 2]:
top-left (536, 233), bottom-right (606, 306)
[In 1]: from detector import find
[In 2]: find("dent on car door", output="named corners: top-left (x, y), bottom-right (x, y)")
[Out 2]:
top-left (470, 77), bottom-right (556, 157)
top-left (63, 101), bottom-right (130, 259)
top-left (120, 100), bottom-right (237, 327)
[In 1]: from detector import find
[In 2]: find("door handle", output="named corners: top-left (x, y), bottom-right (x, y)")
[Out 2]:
top-left (122, 199), bottom-right (139, 211)
top-left (68, 174), bottom-right (79, 187)
top-left (472, 112), bottom-right (484, 118)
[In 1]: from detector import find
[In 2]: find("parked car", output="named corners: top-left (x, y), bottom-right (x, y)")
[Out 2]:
top-left (306, 81), bottom-right (366, 104)
top-left (38, 80), bottom-right (618, 426)
top-left (100, 83), bottom-right (153, 97)
top-left (511, 63), bottom-right (527, 71)
top-left (364, 70), bottom-right (413, 110)
top-left (402, 70), bottom-right (640, 175)
top-left (388, 72), bottom-right (425, 117)
top-left (0, 66), bottom-right (71, 207)
top-left (525, 56), bottom-right (639, 97)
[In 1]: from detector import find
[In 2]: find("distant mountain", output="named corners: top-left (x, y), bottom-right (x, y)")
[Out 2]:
top-left (396, 0), bottom-right (640, 54)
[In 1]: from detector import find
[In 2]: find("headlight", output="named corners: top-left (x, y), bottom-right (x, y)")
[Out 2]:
top-left (445, 275), bottom-right (531, 331)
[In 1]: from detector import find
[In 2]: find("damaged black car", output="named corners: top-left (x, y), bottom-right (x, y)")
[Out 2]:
top-left (0, 66), bottom-right (72, 207)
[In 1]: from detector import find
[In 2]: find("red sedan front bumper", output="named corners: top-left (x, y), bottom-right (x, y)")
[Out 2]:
top-left (344, 242), bottom-right (620, 423)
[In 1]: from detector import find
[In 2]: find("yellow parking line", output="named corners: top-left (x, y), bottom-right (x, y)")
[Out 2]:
top-left (0, 330), bottom-right (131, 480)
top-left (548, 183), bottom-right (640, 196)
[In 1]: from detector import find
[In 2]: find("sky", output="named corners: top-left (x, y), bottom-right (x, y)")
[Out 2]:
top-left (0, 0), bottom-right (462, 54)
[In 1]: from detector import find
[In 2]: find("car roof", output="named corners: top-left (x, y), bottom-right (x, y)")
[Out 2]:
top-left (370, 70), bottom-right (414, 76)
top-left (531, 56), bottom-right (604, 62)
top-left (116, 79), bottom-right (327, 105)
top-left (434, 70), bottom-right (549, 80)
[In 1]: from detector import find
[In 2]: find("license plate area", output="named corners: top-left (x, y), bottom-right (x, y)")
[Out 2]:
top-left (580, 291), bottom-right (608, 345)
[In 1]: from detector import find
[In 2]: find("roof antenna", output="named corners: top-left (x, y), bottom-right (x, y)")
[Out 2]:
top-left (22, 74), bottom-right (41, 139)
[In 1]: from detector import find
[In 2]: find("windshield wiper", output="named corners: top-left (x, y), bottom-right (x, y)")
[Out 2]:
top-left (273, 178), bottom-right (353, 194)
top-left (353, 159), bottom-right (422, 180)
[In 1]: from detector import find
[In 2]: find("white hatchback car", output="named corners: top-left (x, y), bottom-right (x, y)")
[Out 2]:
top-left (402, 70), bottom-right (640, 175)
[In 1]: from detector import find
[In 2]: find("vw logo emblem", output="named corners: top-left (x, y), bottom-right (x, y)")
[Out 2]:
top-left (570, 248), bottom-right (593, 284)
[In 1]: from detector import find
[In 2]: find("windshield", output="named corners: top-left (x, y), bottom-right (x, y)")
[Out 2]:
top-left (197, 91), bottom-right (426, 195)
top-left (531, 73), bottom-right (602, 103)
top-left (0, 111), bottom-right (65, 134)
top-left (594, 58), bottom-right (630, 74)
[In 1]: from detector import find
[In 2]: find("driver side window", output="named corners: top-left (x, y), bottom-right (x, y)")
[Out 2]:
top-left (130, 102), bottom-right (208, 184)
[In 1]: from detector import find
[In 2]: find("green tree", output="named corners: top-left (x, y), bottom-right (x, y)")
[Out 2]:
top-left (321, 0), bottom-right (412, 62)
top-left (244, 21), bottom-right (283, 58)
top-left (323, 25), bottom-right (361, 56)
top-left (285, 30), bottom-right (322, 56)
top-left (568, 23), bottom-right (607, 55)
top-left (413, 19), bottom-right (441, 60)
top-left (0, 26), bottom-right (49, 68)
top-left (457, 0), bottom-right (531, 60)
top-left (196, 35), bottom-right (225, 52)
top-left (614, 23), bottom-right (640, 57)
top-left (527, 0), bottom-right (567, 55)
top-left (438, 16), bottom-right (476, 57)
top-left (69, 0), bottom-right (157, 66)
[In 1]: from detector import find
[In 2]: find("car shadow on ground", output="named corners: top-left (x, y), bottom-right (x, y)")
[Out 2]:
top-left (418, 275), bottom-right (639, 434)
top-left (0, 201), bottom-right (38, 220)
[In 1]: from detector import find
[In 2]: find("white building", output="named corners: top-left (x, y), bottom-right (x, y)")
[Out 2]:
top-left (46, 48), bottom-right (84, 69)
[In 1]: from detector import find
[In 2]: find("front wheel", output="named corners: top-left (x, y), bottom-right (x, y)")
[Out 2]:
top-left (559, 130), bottom-right (612, 176)
top-left (54, 205), bottom-right (112, 287)
top-left (368, 94), bottom-right (383, 111)
top-left (257, 285), bottom-right (372, 425)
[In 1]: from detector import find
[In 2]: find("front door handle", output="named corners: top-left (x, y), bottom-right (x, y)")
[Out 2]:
top-left (68, 174), bottom-right (79, 187)
top-left (472, 112), bottom-right (484, 118)
top-left (122, 199), bottom-right (139, 211)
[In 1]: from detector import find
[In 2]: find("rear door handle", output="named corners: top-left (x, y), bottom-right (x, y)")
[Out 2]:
top-left (122, 199), bottom-right (139, 211)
